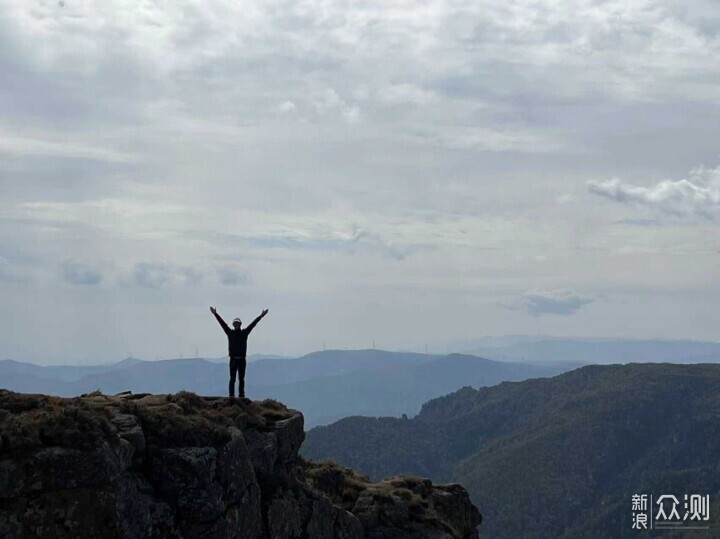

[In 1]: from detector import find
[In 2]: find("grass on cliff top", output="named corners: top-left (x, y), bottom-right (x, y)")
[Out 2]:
top-left (305, 459), bottom-right (373, 509)
top-left (0, 390), bottom-right (117, 453)
top-left (120, 391), bottom-right (295, 447)
top-left (305, 460), bottom-right (458, 536)
top-left (0, 389), bottom-right (295, 454)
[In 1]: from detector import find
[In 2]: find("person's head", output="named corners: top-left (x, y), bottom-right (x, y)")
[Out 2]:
top-left (232, 317), bottom-right (242, 329)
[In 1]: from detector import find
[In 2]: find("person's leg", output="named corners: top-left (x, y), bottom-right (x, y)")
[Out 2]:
top-left (238, 356), bottom-right (247, 398)
top-left (229, 357), bottom-right (238, 397)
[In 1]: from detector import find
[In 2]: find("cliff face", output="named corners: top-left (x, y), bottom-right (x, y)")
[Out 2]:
top-left (0, 390), bottom-right (480, 539)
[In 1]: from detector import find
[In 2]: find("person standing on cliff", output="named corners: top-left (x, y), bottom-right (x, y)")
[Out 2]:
top-left (210, 306), bottom-right (269, 398)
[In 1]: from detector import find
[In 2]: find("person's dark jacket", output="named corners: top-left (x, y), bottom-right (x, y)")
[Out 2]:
top-left (213, 312), bottom-right (263, 358)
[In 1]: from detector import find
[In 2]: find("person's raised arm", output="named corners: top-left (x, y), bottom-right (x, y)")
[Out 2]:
top-left (246, 308), bottom-right (269, 334)
top-left (210, 306), bottom-right (231, 335)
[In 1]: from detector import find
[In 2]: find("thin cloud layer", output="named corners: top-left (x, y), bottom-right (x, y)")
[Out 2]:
top-left (522, 290), bottom-right (594, 317)
top-left (2, 0), bottom-right (720, 361)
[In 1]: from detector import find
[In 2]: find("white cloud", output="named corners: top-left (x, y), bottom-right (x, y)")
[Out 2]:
top-left (313, 88), bottom-right (361, 124)
top-left (272, 100), bottom-right (298, 117)
top-left (588, 166), bottom-right (720, 221)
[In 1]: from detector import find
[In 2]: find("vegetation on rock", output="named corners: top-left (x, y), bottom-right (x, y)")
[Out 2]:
top-left (0, 389), bottom-right (480, 538)
top-left (304, 363), bottom-right (720, 538)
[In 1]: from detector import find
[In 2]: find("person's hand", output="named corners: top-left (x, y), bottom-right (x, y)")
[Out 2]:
top-left (210, 306), bottom-right (217, 314)
top-left (262, 308), bottom-right (269, 316)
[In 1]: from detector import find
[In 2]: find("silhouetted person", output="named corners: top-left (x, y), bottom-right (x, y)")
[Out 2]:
top-left (210, 306), bottom-right (268, 398)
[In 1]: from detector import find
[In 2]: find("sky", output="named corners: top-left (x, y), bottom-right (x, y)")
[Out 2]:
top-left (1, 0), bottom-right (720, 364)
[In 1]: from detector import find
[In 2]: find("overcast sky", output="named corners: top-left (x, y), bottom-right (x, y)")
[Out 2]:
top-left (2, 0), bottom-right (720, 364)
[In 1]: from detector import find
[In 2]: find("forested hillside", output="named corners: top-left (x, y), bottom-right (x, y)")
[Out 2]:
top-left (304, 364), bottom-right (720, 537)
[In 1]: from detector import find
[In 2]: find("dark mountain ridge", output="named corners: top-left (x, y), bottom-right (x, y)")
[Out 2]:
top-left (303, 363), bottom-right (720, 538)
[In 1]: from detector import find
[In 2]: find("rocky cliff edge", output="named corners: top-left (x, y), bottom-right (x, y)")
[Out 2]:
top-left (0, 390), bottom-right (480, 538)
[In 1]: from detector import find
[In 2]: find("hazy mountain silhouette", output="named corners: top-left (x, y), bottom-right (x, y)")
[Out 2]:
top-left (252, 354), bottom-right (571, 426)
top-left (0, 350), bottom-right (570, 427)
top-left (248, 349), bottom-right (441, 385)
top-left (455, 337), bottom-right (720, 364)
top-left (303, 363), bottom-right (720, 537)
top-left (0, 357), bottom-right (144, 381)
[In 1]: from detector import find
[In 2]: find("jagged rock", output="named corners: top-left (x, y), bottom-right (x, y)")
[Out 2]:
top-left (111, 413), bottom-right (146, 463)
top-left (1, 442), bottom-right (132, 497)
top-left (0, 390), bottom-right (480, 538)
top-left (114, 473), bottom-right (176, 539)
top-left (352, 477), bottom-right (481, 539)
top-left (245, 429), bottom-right (278, 478)
top-left (306, 496), bottom-right (364, 539)
top-left (148, 447), bottom-right (225, 528)
top-left (306, 462), bottom-right (481, 539)
top-left (272, 413), bottom-right (305, 465)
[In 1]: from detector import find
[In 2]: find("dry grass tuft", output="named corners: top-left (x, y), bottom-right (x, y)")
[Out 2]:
top-left (0, 390), bottom-right (117, 453)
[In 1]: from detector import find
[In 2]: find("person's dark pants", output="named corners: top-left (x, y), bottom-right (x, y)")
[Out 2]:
top-left (229, 356), bottom-right (247, 397)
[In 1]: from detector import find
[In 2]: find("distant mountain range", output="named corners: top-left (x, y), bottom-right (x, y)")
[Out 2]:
top-left (250, 352), bottom-right (572, 426)
top-left (441, 336), bottom-right (720, 364)
top-left (4, 337), bottom-right (719, 428)
top-left (0, 349), bottom-right (571, 427)
top-left (303, 363), bottom-right (720, 538)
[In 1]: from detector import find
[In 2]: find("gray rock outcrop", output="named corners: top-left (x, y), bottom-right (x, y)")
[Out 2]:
top-left (0, 390), bottom-right (480, 538)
